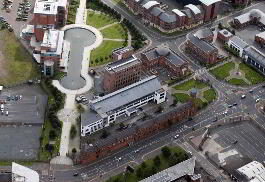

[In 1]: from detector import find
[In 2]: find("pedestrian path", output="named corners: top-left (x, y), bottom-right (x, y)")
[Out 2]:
top-left (98, 22), bottom-right (119, 31)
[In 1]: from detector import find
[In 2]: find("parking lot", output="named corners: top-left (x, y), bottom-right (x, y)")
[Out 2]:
top-left (0, 85), bottom-right (47, 124)
top-left (0, 0), bottom-right (35, 36)
top-left (0, 125), bottom-right (41, 160)
top-left (202, 121), bottom-right (265, 175)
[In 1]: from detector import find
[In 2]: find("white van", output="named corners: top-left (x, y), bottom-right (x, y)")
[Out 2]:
top-left (0, 104), bottom-right (4, 111)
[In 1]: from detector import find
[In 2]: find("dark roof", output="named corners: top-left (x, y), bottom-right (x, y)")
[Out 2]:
top-left (0, 174), bottom-right (11, 182)
top-left (244, 46), bottom-right (265, 67)
top-left (150, 7), bottom-right (164, 17)
top-left (187, 33), bottom-right (217, 53)
top-left (159, 12), bottom-right (177, 23)
top-left (106, 55), bottom-right (141, 73)
top-left (194, 27), bottom-right (213, 40)
top-left (181, 9), bottom-right (193, 19)
top-left (81, 102), bottom-right (194, 153)
top-left (143, 46), bottom-right (187, 66)
top-left (81, 109), bottom-right (102, 126)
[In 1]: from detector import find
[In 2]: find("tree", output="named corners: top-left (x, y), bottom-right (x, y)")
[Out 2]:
top-left (136, 167), bottom-right (143, 178)
top-left (70, 125), bottom-right (77, 139)
top-left (77, 104), bottom-right (85, 113)
top-left (72, 148), bottom-right (77, 154)
top-left (49, 129), bottom-right (57, 140)
top-left (161, 146), bottom-right (171, 158)
top-left (101, 129), bottom-right (110, 139)
top-left (45, 144), bottom-right (54, 153)
top-left (141, 162), bottom-right (147, 169)
top-left (153, 156), bottom-right (161, 166)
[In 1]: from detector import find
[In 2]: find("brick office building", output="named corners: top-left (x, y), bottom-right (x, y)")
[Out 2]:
top-left (255, 32), bottom-right (265, 45)
top-left (186, 32), bottom-right (218, 64)
top-left (79, 101), bottom-right (196, 164)
top-left (141, 46), bottom-right (190, 77)
top-left (112, 46), bottom-right (134, 62)
top-left (103, 55), bottom-right (142, 93)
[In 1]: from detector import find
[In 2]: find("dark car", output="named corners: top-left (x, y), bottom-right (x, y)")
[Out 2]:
top-left (73, 173), bottom-right (79, 176)
top-left (233, 103), bottom-right (237, 106)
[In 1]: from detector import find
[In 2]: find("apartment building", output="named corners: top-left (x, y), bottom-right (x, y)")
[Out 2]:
top-left (141, 46), bottom-right (190, 77)
top-left (124, 0), bottom-right (220, 32)
top-left (186, 32), bottom-right (218, 64)
top-left (81, 76), bottom-right (166, 136)
top-left (228, 35), bottom-right (249, 57)
top-left (103, 55), bottom-right (142, 93)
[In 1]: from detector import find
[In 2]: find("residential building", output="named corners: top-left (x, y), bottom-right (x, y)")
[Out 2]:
top-left (112, 46), bottom-right (134, 62)
top-left (228, 35), bottom-right (249, 57)
top-left (236, 161), bottom-right (265, 182)
top-left (243, 46), bottom-right (265, 75)
top-left (81, 76), bottom-right (166, 136)
top-left (198, 0), bottom-right (221, 21)
top-left (124, 0), bottom-right (221, 32)
top-left (80, 101), bottom-right (196, 164)
top-left (141, 46), bottom-right (190, 77)
top-left (194, 27), bottom-right (214, 42)
top-left (103, 55), bottom-right (142, 93)
top-left (255, 32), bottom-right (265, 45)
top-left (140, 157), bottom-right (201, 182)
top-left (186, 32), bottom-right (218, 64)
top-left (217, 29), bottom-right (233, 43)
top-left (233, 9), bottom-right (265, 28)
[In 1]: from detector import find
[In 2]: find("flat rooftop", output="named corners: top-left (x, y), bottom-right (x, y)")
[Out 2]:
top-left (106, 55), bottom-right (141, 73)
top-left (34, 0), bottom-right (58, 15)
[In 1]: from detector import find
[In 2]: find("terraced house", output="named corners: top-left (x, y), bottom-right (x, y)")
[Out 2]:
top-left (124, 0), bottom-right (220, 32)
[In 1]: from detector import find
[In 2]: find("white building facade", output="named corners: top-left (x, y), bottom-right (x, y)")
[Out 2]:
top-left (81, 76), bottom-right (166, 136)
top-left (228, 36), bottom-right (249, 57)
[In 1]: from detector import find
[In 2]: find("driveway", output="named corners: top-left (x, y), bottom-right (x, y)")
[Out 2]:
top-left (60, 28), bottom-right (96, 90)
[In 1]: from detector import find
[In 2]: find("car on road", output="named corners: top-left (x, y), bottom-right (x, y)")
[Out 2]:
top-left (262, 85), bottom-right (265, 88)
top-left (117, 157), bottom-right (122, 161)
top-left (134, 149), bottom-right (140, 153)
top-left (249, 90), bottom-right (253, 93)
top-left (174, 134), bottom-right (179, 139)
top-left (73, 173), bottom-right (78, 177)
top-left (228, 104), bottom-right (233, 108)
top-left (223, 111), bottom-right (228, 115)
top-left (233, 103), bottom-right (238, 106)
top-left (256, 98), bottom-right (260, 103)
top-left (241, 95), bottom-right (246, 99)
top-left (5, 111), bottom-right (8, 116)
top-left (213, 117), bottom-right (218, 122)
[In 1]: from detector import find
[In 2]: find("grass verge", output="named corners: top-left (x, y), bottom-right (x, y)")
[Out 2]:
top-left (174, 79), bottom-right (208, 91)
top-left (101, 23), bottom-right (127, 39)
top-left (203, 89), bottom-right (216, 103)
top-left (227, 78), bottom-right (248, 86)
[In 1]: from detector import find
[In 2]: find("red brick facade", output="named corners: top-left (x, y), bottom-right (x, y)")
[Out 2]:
top-left (202, 2), bottom-right (220, 22)
top-left (79, 102), bottom-right (196, 164)
top-left (255, 34), bottom-right (265, 45)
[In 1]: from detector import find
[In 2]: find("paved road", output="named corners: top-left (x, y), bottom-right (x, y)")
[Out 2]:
top-left (60, 28), bottom-right (96, 90)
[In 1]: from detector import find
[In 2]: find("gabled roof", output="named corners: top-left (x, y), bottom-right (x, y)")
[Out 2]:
top-left (172, 9), bottom-right (185, 17)
top-left (181, 9), bottom-right (193, 19)
top-left (194, 27), bottom-right (213, 40)
top-left (188, 33), bottom-right (217, 53)
top-left (229, 36), bottom-right (248, 49)
top-left (198, 0), bottom-right (221, 6)
top-left (185, 4), bottom-right (201, 15)
top-left (150, 7), bottom-right (165, 17)
top-left (140, 157), bottom-right (196, 182)
top-left (159, 12), bottom-right (177, 23)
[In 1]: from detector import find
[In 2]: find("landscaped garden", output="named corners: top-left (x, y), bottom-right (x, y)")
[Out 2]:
top-left (101, 23), bottom-right (127, 39)
top-left (90, 40), bottom-right (125, 66)
top-left (210, 60), bottom-right (264, 86)
top-left (209, 62), bottom-right (235, 80)
top-left (67, 0), bottom-right (80, 24)
top-left (0, 30), bottom-right (39, 86)
top-left (86, 11), bottom-right (116, 28)
top-left (106, 146), bottom-right (189, 182)
top-left (173, 79), bottom-right (216, 110)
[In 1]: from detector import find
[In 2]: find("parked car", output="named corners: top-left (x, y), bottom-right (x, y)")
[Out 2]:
top-left (174, 134), bottom-right (179, 139)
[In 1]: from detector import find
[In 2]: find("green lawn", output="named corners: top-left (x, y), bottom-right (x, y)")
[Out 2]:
top-left (210, 62), bottom-right (235, 80)
top-left (106, 146), bottom-right (188, 182)
top-left (101, 23), bottom-right (127, 39)
top-left (0, 161), bottom-right (33, 166)
top-left (174, 79), bottom-right (208, 91)
top-left (90, 40), bottom-right (125, 66)
top-left (195, 98), bottom-right (207, 110)
top-left (174, 93), bottom-right (191, 103)
top-left (227, 78), bottom-right (248, 86)
top-left (86, 11), bottom-right (116, 28)
top-left (239, 63), bottom-right (265, 84)
top-left (0, 30), bottom-right (39, 86)
top-left (203, 89), bottom-right (216, 103)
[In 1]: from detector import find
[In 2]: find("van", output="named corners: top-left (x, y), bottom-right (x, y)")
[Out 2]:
top-left (5, 111), bottom-right (8, 116)
top-left (0, 104), bottom-right (4, 111)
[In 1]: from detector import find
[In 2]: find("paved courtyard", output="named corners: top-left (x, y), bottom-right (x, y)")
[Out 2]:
top-left (60, 28), bottom-right (96, 90)
top-left (0, 125), bottom-right (41, 160)
top-left (202, 121), bottom-right (265, 176)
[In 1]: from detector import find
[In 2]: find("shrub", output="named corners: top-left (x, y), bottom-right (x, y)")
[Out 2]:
top-left (70, 125), bottom-right (77, 139)
top-left (49, 130), bottom-right (57, 140)
top-left (161, 146), bottom-right (171, 158)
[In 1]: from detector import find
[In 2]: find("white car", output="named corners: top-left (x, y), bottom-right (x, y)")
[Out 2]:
top-left (174, 134), bottom-right (179, 139)
top-left (5, 111), bottom-right (8, 116)
top-left (256, 98), bottom-right (260, 103)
